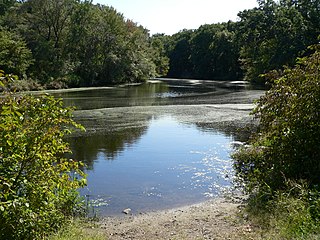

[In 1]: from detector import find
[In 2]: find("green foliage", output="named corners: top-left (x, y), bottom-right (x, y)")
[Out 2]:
top-left (0, 0), bottom-right (162, 87)
top-left (237, 0), bottom-right (319, 84)
top-left (48, 219), bottom-right (105, 240)
top-left (162, 0), bottom-right (319, 83)
top-left (189, 22), bottom-right (241, 80)
top-left (245, 181), bottom-right (320, 239)
top-left (0, 28), bottom-right (33, 77)
top-left (163, 22), bottom-right (245, 80)
top-left (0, 71), bottom-right (86, 239)
top-left (234, 45), bottom-right (320, 192)
top-left (17, 0), bottom-right (78, 83)
top-left (0, 0), bottom-right (16, 16)
top-left (1, 0), bottom-right (320, 85)
top-left (166, 29), bottom-right (194, 78)
top-left (233, 45), bottom-right (320, 237)
top-left (149, 34), bottom-right (170, 77)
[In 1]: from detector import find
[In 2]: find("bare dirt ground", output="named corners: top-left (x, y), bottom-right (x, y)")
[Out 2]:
top-left (97, 198), bottom-right (262, 240)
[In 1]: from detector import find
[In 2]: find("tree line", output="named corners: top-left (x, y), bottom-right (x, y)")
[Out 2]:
top-left (0, 0), bottom-right (169, 89)
top-left (156, 0), bottom-right (320, 85)
top-left (1, 0), bottom-right (319, 88)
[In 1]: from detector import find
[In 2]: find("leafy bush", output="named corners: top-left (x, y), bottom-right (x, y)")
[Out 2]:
top-left (233, 45), bottom-right (320, 237)
top-left (234, 45), bottom-right (320, 194)
top-left (0, 71), bottom-right (86, 239)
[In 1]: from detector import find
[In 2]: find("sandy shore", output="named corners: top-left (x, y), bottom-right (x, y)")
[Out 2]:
top-left (96, 198), bottom-right (261, 240)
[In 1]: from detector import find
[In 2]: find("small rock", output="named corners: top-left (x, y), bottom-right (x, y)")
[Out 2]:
top-left (122, 208), bottom-right (132, 215)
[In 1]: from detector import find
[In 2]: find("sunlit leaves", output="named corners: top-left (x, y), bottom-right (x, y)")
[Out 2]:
top-left (0, 29), bottom-right (33, 77)
top-left (234, 45), bottom-right (320, 194)
top-left (237, 0), bottom-right (318, 84)
top-left (0, 74), bottom-right (86, 239)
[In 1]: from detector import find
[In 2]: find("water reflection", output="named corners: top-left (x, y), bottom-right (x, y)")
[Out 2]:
top-left (60, 79), bottom-right (263, 216)
top-left (68, 126), bottom-right (148, 169)
top-left (53, 79), bottom-right (250, 110)
top-left (73, 117), bottom-right (235, 215)
top-left (55, 82), bottom-right (171, 110)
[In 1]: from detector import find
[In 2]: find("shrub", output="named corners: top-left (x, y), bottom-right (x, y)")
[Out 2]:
top-left (234, 45), bottom-right (320, 194)
top-left (0, 71), bottom-right (86, 239)
top-left (233, 45), bottom-right (320, 237)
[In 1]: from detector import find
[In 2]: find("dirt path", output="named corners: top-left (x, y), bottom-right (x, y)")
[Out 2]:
top-left (97, 198), bottom-right (261, 240)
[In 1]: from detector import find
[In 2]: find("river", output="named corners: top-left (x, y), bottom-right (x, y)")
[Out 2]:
top-left (52, 79), bottom-right (264, 216)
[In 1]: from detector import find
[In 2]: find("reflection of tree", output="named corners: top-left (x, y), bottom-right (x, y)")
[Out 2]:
top-left (54, 82), bottom-right (170, 110)
top-left (194, 122), bottom-right (256, 143)
top-left (67, 126), bottom-right (148, 170)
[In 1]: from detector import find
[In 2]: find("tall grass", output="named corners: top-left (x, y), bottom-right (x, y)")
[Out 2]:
top-left (48, 219), bottom-right (106, 240)
top-left (245, 182), bottom-right (320, 239)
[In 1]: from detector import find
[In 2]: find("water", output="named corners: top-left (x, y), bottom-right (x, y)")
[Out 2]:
top-left (71, 116), bottom-right (233, 215)
top-left (55, 79), bottom-right (261, 215)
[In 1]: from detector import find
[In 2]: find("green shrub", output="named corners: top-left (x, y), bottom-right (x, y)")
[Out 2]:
top-left (0, 71), bottom-right (86, 239)
top-left (245, 181), bottom-right (320, 239)
top-left (233, 45), bottom-right (320, 237)
top-left (234, 44), bottom-right (320, 194)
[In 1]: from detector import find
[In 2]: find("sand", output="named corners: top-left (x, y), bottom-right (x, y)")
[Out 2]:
top-left (97, 198), bottom-right (262, 240)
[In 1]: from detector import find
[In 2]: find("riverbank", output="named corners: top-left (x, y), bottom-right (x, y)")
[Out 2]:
top-left (96, 198), bottom-right (262, 240)
top-left (52, 197), bottom-right (264, 240)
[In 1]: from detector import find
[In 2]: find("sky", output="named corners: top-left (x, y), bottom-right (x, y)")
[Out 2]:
top-left (92, 0), bottom-right (258, 35)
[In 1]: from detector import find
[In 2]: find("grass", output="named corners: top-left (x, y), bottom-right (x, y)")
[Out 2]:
top-left (47, 219), bottom-right (106, 240)
top-left (244, 188), bottom-right (320, 240)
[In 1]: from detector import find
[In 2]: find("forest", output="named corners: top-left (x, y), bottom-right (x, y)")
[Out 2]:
top-left (1, 0), bottom-right (319, 89)
top-left (0, 0), bottom-right (169, 89)
top-left (160, 0), bottom-right (320, 84)
top-left (1, 0), bottom-right (320, 238)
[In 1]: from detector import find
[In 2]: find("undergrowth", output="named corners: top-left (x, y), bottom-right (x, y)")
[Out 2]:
top-left (47, 219), bottom-right (105, 240)
top-left (244, 182), bottom-right (320, 239)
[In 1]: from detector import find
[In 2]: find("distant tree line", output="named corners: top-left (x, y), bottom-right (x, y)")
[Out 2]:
top-left (156, 0), bottom-right (320, 85)
top-left (1, 0), bottom-right (319, 88)
top-left (0, 0), bottom-right (169, 89)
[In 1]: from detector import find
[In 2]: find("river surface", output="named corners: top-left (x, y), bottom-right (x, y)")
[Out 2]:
top-left (53, 79), bottom-right (263, 216)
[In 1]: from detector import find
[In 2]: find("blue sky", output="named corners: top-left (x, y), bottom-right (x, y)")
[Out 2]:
top-left (92, 0), bottom-right (258, 35)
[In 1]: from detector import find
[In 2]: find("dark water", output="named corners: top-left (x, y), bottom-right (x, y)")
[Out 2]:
top-left (55, 80), bottom-right (256, 216)
top-left (53, 79), bottom-right (249, 110)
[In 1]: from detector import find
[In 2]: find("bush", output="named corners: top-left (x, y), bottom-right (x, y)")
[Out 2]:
top-left (233, 45), bottom-right (320, 237)
top-left (0, 71), bottom-right (86, 239)
top-left (234, 45), bottom-right (320, 194)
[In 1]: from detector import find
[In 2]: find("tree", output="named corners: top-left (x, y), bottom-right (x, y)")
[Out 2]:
top-left (189, 24), bottom-right (217, 79)
top-left (233, 45), bottom-right (320, 194)
top-left (166, 29), bottom-right (194, 78)
top-left (0, 0), bottom-right (16, 16)
top-left (237, 0), bottom-right (319, 85)
top-left (17, 0), bottom-right (77, 82)
top-left (189, 22), bottom-right (241, 80)
top-left (122, 21), bottom-right (157, 83)
top-left (0, 71), bottom-right (86, 239)
top-left (67, 3), bottom-right (158, 86)
top-left (149, 34), bottom-right (170, 77)
top-left (0, 28), bottom-right (33, 77)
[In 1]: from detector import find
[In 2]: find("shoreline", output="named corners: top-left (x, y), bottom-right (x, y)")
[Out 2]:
top-left (96, 197), bottom-right (261, 239)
